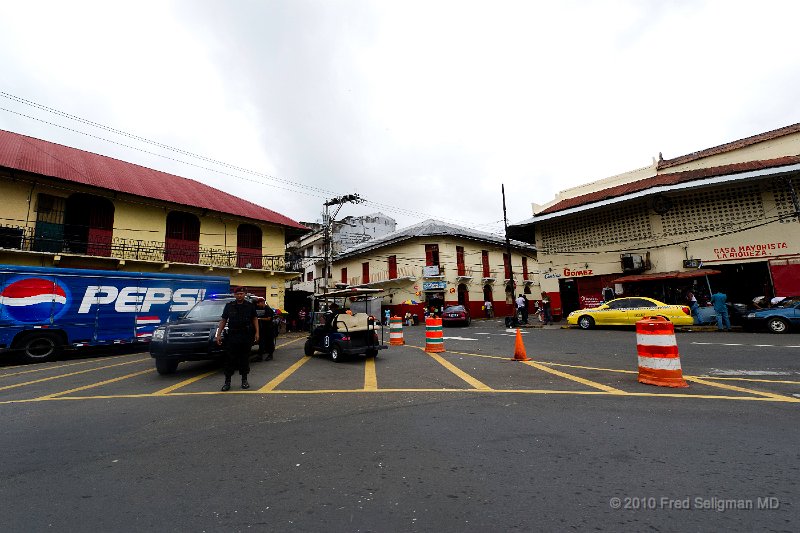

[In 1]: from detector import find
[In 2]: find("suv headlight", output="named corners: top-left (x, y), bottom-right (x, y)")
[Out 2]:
top-left (152, 328), bottom-right (165, 341)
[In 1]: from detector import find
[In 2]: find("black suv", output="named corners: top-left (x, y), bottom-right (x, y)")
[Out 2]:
top-left (149, 294), bottom-right (255, 375)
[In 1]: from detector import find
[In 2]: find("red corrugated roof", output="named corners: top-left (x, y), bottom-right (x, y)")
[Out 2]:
top-left (0, 129), bottom-right (306, 230)
top-left (538, 155), bottom-right (800, 216)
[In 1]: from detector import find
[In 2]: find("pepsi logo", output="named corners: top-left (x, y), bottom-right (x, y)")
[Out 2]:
top-left (0, 277), bottom-right (70, 323)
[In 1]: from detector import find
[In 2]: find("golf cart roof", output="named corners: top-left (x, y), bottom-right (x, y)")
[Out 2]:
top-left (313, 287), bottom-right (384, 300)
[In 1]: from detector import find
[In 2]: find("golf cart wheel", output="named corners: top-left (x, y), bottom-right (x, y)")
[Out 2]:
top-left (577, 315), bottom-right (595, 330)
top-left (767, 317), bottom-right (789, 334)
top-left (330, 344), bottom-right (343, 362)
top-left (304, 339), bottom-right (315, 356)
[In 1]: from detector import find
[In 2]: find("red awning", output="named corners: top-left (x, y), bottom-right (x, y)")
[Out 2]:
top-left (613, 269), bottom-right (721, 283)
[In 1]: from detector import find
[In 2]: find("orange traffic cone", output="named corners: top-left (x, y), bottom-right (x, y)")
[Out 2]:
top-left (513, 329), bottom-right (529, 361)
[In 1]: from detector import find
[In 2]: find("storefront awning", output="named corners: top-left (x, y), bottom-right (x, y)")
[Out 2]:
top-left (613, 269), bottom-right (721, 283)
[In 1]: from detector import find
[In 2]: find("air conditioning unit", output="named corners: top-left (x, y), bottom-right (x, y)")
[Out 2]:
top-left (621, 253), bottom-right (645, 272)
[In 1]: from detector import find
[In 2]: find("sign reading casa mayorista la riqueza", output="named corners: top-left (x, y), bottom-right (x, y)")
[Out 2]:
top-left (714, 242), bottom-right (787, 259)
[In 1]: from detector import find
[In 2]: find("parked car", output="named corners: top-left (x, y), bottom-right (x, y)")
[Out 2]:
top-left (695, 302), bottom-right (749, 326)
top-left (149, 293), bottom-right (257, 374)
top-left (442, 305), bottom-right (471, 327)
top-left (743, 296), bottom-right (800, 333)
top-left (566, 297), bottom-right (693, 330)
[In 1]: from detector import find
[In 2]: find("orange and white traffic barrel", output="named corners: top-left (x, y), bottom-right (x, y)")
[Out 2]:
top-left (636, 316), bottom-right (688, 388)
top-left (389, 316), bottom-right (404, 346)
top-left (424, 317), bottom-right (445, 353)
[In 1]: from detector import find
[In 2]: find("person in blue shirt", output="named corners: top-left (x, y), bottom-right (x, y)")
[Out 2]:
top-left (710, 289), bottom-right (730, 331)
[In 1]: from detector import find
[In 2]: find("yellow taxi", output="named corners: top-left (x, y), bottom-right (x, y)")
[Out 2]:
top-left (566, 297), bottom-right (693, 329)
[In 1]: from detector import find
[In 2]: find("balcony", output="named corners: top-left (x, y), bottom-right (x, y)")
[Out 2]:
top-left (0, 225), bottom-right (287, 271)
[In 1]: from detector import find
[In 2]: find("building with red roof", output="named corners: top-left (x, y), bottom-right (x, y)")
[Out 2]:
top-left (0, 129), bottom-right (307, 305)
top-left (509, 124), bottom-right (800, 319)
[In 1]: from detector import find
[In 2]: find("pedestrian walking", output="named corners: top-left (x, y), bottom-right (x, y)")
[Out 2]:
top-left (686, 290), bottom-right (700, 323)
top-left (541, 292), bottom-right (552, 325)
top-left (483, 299), bottom-right (493, 318)
top-left (255, 297), bottom-right (276, 361)
top-left (710, 289), bottom-right (731, 331)
top-left (215, 287), bottom-right (259, 391)
top-left (516, 294), bottom-right (528, 324)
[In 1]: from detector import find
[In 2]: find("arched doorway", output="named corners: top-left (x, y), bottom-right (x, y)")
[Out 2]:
top-left (64, 193), bottom-right (114, 256)
top-left (457, 283), bottom-right (469, 306)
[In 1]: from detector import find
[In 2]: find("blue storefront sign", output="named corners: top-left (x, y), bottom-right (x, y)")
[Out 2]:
top-left (422, 281), bottom-right (447, 291)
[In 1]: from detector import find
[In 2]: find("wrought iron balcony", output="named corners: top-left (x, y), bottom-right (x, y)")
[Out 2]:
top-left (0, 225), bottom-right (287, 271)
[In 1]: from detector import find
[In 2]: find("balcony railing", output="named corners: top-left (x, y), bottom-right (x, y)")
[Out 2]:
top-left (0, 225), bottom-right (287, 271)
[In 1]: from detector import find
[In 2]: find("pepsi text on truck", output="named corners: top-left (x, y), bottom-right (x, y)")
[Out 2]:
top-left (0, 265), bottom-right (229, 363)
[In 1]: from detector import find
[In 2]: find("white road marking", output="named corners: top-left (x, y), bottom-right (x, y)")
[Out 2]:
top-left (708, 369), bottom-right (794, 376)
top-left (692, 342), bottom-right (800, 348)
top-left (442, 337), bottom-right (478, 341)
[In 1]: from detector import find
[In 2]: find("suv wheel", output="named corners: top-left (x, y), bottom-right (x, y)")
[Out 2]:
top-left (155, 358), bottom-right (179, 375)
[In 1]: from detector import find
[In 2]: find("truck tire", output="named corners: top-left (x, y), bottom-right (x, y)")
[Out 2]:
top-left (304, 339), bottom-right (315, 356)
top-left (15, 332), bottom-right (61, 363)
top-left (155, 358), bottom-right (179, 375)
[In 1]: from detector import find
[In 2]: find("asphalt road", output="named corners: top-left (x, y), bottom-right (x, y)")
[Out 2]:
top-left (1, 320), bottom-right (798, 532)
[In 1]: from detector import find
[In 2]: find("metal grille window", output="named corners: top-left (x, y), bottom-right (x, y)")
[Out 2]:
top-left (771, 177), bottom-right (800, 224)
top-left (661, 184), bottom-right (765, 236)
top-left (542, 201), bottom-right (652, 252)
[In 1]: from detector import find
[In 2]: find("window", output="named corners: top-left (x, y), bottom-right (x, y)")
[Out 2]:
top-left (503, 253), bottom-right (511, 279)
top-left (456, 246), bottom-right (465, 276)
top-left (165, 211), bottom-right (200, 263)
top-left (425, 244), bottom-right (439, 266)
top-left (362, 262), bottom-right (370, 284)
top-left (482, 250), bottom-right (490, 277)
top-left (341, 267), bottom-right (348, 284)
top-left (388, 255), bottom-right (397, 279)
top-left (307, 271), bottom-right (313, 282)
top-left (522, 257), bottom-right (529, 280)
top-left (237, 224), bottom-right (262, 268)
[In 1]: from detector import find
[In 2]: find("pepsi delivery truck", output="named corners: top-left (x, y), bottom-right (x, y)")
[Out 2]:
top-left (0, 264), bottom-right (229, 363)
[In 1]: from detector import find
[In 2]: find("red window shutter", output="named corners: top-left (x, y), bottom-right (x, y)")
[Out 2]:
top-left (388, 256), bottom-right (397, 279)
top-left (482, 251), bottom-right (490, 277)
top-left (503, 254), bottom-right (511, 279)
top-left (522, 257), bottom-right (529, 279)
top-left (362, 262), bottom-right (370, 284)
top-left (341, 267), bottom-right (348, 284)
top-left (456, 246), bottom-right (465, 276)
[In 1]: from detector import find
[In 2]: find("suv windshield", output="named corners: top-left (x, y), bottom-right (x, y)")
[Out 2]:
top-left (185, 299), bottom-right (229, 320)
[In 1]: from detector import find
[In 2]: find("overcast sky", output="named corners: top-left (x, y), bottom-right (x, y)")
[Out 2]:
top-left (2, 0), bottom-right (800, 234)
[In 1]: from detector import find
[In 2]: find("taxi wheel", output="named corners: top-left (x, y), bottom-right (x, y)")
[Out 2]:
top-left (330, 344), bottom-right (343, 362)
top-left (767, 317), bottom-right (789, 334)
top-left (304, 339), bottom-right (315, 356)
top-left (577, 316), bottom-right (595, 330)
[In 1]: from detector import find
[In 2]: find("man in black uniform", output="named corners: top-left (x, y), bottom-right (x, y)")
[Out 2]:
top-left (215, 287), bottom-right (259, 391)
top-left (255, 297), bottom-right (276, 361)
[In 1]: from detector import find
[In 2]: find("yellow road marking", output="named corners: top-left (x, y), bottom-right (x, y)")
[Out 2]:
top-left (696, 376), bottom-right (800, 385)
top-left (35, 369), bottom-right (153, 399)
top-left (0, 353), bottom-right (135, 378)
top-left (258, 356), bottom-right (312, 392)
top-left (153, 370), bottom-right (218, 395)
top-left (0, 358), bottom-right (150, 392)
top-left (684, 376), bottom-right (800, 402)
top-left (521, 360), bottom-right (626, 394)
top-left (1, 389), bottom-right (795, 404)
top-left (422, 349), bottom-right (492, 390)
top-left (364, 357), bottom-right (377, 391)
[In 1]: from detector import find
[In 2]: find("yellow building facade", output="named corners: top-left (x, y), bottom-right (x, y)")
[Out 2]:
top-left (331, 220), bottom-right (537, 319)
top-left (0, 129), bottom-right (305, 308)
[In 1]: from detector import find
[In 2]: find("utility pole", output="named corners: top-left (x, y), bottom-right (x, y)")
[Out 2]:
top-left (321, 194), bottom-right (363, 293)
top-left (502, 184), bottom-right (515, 304)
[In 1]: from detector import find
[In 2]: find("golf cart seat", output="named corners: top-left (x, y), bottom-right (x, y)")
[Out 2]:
top-left (335, 312), bottom-right (379, 333)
